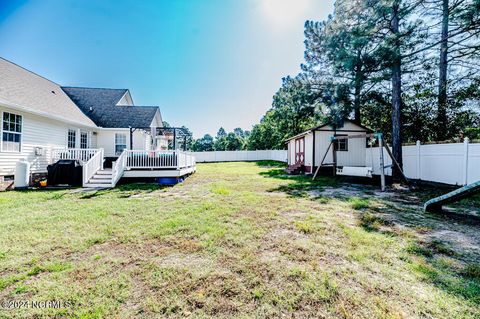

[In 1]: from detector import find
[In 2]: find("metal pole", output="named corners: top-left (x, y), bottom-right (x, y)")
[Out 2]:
top-left (332, 137), bottom-right (337, 177)
top-left (312, 130), bottom-right (316, 174)
top-left (173, 128), bottom-right (177, 150)
top-left (173, 128), bottom-right (177, 167)
top-left (129, 127), bottom-right (133, 150)
top-left (378, 133), bottom-right (386, 191)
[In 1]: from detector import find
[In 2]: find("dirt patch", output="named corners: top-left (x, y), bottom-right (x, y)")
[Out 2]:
top-left (268, 227), bottom-right (307, 240)
top-left (154, 253), bottom-right (213, 271)
top-left (429, 229), bottom-right (480, 259)
top-left (279, 210), bottom-right (309, 219)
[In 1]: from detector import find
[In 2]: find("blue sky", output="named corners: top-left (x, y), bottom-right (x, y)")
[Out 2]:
top-left (0, 0), bottom-right (334, 137)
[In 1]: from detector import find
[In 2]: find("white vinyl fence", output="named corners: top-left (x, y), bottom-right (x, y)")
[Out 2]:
top-left (193, 140), bottom-right (478, 186)
top-left (192, 150), bottom-right (287, 163)
top-left (367, 139), bottom-right (479, 186)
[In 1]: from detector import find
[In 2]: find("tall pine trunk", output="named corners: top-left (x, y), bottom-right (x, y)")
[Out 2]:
top-left (353, 52), bottom-right (362, 124)
top-left (391, 2), bottom-right (403, 177)
top-left (437, 0), bottom-right (449, 141)
top-left (353, 81), bottom-right (361, 124)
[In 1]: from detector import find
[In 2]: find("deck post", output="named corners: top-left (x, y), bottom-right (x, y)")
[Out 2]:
top-left (129, 127), bottom-right (133, 150)
top-left (151, 127), bottom-right (156, 150)
top-left (173, 128), bottom-right (177, 150)
top-left (173, 128), bottom-right (178, 168)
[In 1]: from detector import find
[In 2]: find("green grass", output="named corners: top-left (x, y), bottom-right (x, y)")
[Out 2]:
top-left (0, 161), bottom-right (479, 318)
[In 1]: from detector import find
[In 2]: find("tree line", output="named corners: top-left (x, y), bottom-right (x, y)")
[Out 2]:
top-left (189, 127), bottom-right (252, 151)
top-left (187, 0), bottom-right (479, 172)
top-left (243, 0), bottom-right (480, 175)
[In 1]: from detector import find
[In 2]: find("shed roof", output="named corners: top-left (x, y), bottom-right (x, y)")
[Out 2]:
top-left (0, 58), bottom-right (96, 127)
top-left (285, 119), bottom-right (373, 142)
top-left (62, 87), bottom-right (160, 128)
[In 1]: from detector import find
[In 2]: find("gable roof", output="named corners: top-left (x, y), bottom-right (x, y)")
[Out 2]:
top-left (61, 87), bottom-right (159, 128)
top-left (0, 58), bottom-right (96, 127)
top-left (285, 119), bottom-right (373, 142)
top-left (311, 119), bottom-right (374, 133)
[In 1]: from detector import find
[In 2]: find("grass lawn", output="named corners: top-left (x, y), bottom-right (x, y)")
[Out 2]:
top-left (0, 161), bottom-right (479, 318)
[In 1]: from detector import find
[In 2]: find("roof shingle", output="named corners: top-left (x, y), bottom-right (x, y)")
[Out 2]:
top-left (0, 58), bottom-right (96, 127)
top-left (61, 87), bottom-right (159, 128)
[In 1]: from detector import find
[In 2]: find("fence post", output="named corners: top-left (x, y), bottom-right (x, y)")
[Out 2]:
top-left (463, 137), bottom-right (470, 185)
top-left (416, 141), bottom-right (421, 180)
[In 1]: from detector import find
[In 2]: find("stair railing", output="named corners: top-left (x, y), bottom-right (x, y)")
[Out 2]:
top-left (111, 150), bottom-right (128, 187)
top-left (82, 148), bottom-right (104, 187)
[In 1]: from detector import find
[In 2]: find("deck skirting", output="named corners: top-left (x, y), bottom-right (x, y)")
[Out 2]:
top-left (123, 166), bottom-right (196, 178)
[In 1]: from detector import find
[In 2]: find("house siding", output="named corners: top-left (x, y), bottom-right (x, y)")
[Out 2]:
top-left (0, 105), bottom-right (96, 175)
top-left (96, 129), bottom-right (151, 157)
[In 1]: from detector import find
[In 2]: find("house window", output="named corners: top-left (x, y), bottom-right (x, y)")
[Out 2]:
top-left (80, 132), bottom-right (88, 149)
top-left (68, 129), bottom-right (76, 148)
top-left (115, 133), bottom-right (127, 155)
top-left (334, 135), bottom-right (348, 151)
top-left (2, 112), bottom-right (22, 152)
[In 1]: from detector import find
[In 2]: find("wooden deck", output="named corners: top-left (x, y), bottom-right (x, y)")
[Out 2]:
top-left (51, 148), bottom-right (196, 187)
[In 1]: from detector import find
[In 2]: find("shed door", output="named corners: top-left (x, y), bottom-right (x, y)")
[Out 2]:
top-left (295, 137), bottom-right (305, 165)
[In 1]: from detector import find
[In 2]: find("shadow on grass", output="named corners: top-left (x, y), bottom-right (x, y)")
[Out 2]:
top-left (259, 165), bottom-right (480, 304)
top-left (254, 160), bottom-right (288, 168)
top-left (258, 166), bottom-right (342, 199)
top-left (115, 183), bottom-right (169, 198)
top-left (77, 183), bottom-right (166, 199)
top-left (358, 202), bottom-right (480, 304)
top-left (264, 173), bottom-right (339, 198)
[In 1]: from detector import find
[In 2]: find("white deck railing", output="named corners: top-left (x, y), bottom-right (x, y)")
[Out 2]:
top-left (125, 150), bottom-right (195, 169)
top-left (52, 148), bottom-right (98, 163)
top-left (82, 149), bottom-right (104, 186)
top-left (178, 151), bottom-right (196, 168)
top-left (112, 150), bottom-right (128, 186)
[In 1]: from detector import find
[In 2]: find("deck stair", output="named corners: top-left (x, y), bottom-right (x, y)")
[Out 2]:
top-left (84, 168), bottom-right (114, 188)
top-left (286, 163), bottom-right (305, 175)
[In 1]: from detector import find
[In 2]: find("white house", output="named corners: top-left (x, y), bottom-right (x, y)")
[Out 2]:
top-left (0, 57), bottom-right (195, 187)
top-left (285, 119), bottom-right (373, 174)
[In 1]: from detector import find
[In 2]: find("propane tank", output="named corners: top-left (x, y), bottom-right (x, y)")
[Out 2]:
top-left (14, 159), bottom-right (30, 189)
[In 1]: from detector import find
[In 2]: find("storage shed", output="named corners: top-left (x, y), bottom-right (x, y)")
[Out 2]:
top-left (286, 119), bottom-right (373, 174)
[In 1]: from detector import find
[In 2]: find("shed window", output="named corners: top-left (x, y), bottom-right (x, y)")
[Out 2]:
top-left (334, 135), bottom-right (348, 151)
top-left (2, 112), bottom-right (22, 152)
top-left (80, 132), bottom-right (88, 149)
top-left (68, 129), bottom-right (76, 148)
top-left (115, 133), bottom-right (127, 155)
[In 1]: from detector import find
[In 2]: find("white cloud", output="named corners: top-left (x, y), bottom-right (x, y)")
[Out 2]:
top-left (259, 0), bottom-right (313, 29)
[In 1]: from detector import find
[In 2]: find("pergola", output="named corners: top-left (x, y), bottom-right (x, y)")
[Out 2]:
top-left (128, 126), bottom-right (191, 151)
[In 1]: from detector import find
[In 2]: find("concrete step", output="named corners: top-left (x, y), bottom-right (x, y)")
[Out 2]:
top-left (83, 183), bottom-right (112, 188)
top-left (89, 177), bottom-right (112, 183)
